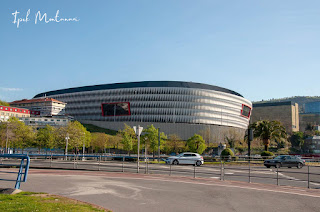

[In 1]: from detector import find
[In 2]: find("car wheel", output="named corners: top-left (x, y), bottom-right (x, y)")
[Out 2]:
top-left (266, 165), bottom-right (270, 168)
top-left (275, 163), bottom-right (281, 168)
top-left (297, 163), bottom-right (303, 169)
top-left (196, 161), bottom-right (202, 166)
top-left (288, 167), bottom-right (292, 168)
top-left (173, 160), bottom-right (179, 165)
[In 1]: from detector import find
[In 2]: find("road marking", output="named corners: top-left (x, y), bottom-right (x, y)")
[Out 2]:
top-left (277, 172), bottom-right (320, 186)
top-left (99, 175), bottom-right (320, 199)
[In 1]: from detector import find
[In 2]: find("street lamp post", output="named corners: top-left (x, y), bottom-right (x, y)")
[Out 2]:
top-left (6, 123), bottom-right (9, 154)
top-left (82, 140), bottom-right (85, 161)
top-left (133, 125), bottom-right (143, 173)
top-left (158, 128), bottom-right (161, 163)
top-left (65, 133), bottom-right (70, 160)
top-left (82, 132), bottom-right (85, 161)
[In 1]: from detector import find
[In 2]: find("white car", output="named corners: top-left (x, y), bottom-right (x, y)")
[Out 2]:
top-left (165, 152), bottom-right (204, 166)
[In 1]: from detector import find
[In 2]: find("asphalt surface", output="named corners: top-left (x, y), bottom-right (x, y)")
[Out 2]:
top-left (1, 169), bottom-right (320, 212)
top-left (20, 159), bottom-right (320, 189)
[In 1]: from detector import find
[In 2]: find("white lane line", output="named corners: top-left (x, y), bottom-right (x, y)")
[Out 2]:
top-left (277, 172), bottom-right (320, 186)
top-left (98, 176), bottom-right (320, 199)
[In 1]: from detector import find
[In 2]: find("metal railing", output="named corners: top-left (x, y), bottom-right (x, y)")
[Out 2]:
top-left (0, 154), bottom-right (30, 189)
top-left (7, 153), bottom-right (320, 189)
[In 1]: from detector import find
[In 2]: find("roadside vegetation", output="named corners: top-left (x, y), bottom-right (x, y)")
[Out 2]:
top-left (0, 100), bottom-right (10, 106)
top-left (0, 192), bottom-right (109, 212)
top-left (0, 118), bottom-right (206, 155)
top-left (0, 115), bottom-right (318, 157)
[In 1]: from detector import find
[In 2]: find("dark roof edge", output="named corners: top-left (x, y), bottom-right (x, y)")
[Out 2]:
top-left (33, 81), bottom-right (244, 98)
top-left (253, 101), bottom-right (296, 108)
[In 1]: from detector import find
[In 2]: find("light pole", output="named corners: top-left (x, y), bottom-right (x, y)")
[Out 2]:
top-left (158, 128), bottom-right (161, 163)
top-left (6, 122), bottom-right (9, 154)
top-left (65, 133), bottom-right (70, 160)
top-left (82, 132), bottom-right (85, 161)
top-left (133, 125), bottom-right (143, 173)
top-left (144, 137), bottom-right (147, 162)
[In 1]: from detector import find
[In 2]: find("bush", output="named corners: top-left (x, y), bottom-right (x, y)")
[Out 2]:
top-left (220, 148), bottom-right (234, 160)
top-left (235, 146), bottom-right (246, 154)
top-left (261, 151), bottom-right (274, 157)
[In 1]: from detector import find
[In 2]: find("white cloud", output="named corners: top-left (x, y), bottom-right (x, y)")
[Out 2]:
top-left (0, 87), bottom-right (23, 92)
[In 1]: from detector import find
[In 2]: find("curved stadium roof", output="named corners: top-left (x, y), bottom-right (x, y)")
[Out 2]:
top-left (34, 81), bottom-right (243, 98)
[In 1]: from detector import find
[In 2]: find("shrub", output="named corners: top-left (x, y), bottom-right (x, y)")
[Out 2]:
top-left (220, 148), bottom-right (234, 160)
top-left (235, 146), bottom-right (245, 154)
top-left (261, 151), bottom-right (274, 157)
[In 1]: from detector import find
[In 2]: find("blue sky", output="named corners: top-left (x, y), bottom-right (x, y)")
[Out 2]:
top-left (0, 0), bottom-right (319, 102)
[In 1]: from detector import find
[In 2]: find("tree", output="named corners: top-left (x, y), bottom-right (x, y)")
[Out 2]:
top-left (164, 134), bottom-right (185, 154)
top-left (91, 133), bottom-right (109, 153)
top-left (142, 125), bottom-right (167, 158)
top-left (36, 125), bottom-right (56, 153)
top-left (224, 129), bottom-right (242, 148)
top-left (290, 131), bottom-right (304, 151)
top-left (0, 100), bottom-right (10, 106)
top-left (186, 134), bottom-right (206, 154)
top-left (108, 134), bottom-right (122, 150)
top-left (250, 120), bottom-right (287, 151)
top-left (119, 124), bottom-right (136, 155)
top-left (0, 120), bottom-right (16, 152)
top-left (55, 121), bottom-right (91, 154)
top-left (220, 148), bottom-right (234, 160)
top-left (199, 128), bottom-right (211, 145)
top-left (0, 117), bottom-right (35, 153)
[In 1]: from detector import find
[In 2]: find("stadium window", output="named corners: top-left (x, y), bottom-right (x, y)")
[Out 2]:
top-left (241, 104), bottom-right (251, 118)
top-left (101, 102), bottom-right (131, 116)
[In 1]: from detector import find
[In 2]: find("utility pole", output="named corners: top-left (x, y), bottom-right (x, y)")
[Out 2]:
top-left (6, 123), bottom-right (8, 154)
top-left (82, 132), bottom-right (85, 161)
top-left (133, 125), bottom-right (143, 173)
top-left (158, 128), bottom-right (161, 163)
top-left (65, 133), bottom-right (70, 160)
top-left (248, 128), bottom-right (253, 161)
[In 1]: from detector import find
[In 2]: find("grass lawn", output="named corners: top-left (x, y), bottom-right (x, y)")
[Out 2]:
top-left (0, 192), bottom-right (110, 212)
top-left (82, 123), bottom-right (118, 135)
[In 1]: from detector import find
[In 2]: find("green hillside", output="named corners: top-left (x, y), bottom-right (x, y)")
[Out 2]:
top-left (82, 123), bottom-right (118, 135)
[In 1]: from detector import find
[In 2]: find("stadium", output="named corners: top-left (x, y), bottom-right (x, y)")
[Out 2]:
top-left (34, 81), bottom-right (252, 141)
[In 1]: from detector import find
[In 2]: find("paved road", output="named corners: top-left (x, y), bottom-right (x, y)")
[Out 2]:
top-left (1, 169), bottom-right (320, 212)
top-left (22, 159), bottom-right (320, 189)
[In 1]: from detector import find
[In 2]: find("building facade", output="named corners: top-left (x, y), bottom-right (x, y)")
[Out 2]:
top-left (10, 98), bottom-right (66, 117)
top-left (303, 136), bottom-right (320, 154)
top-left (300, 101), bottom-right (320, 131)
top-left (0, 105), bottom-right (30, 122)
top-left (250, 101), bottom-right (299, 134)
top-left (34, 81), bottom-right (252, 140)
top-left (305, 101), bottom-right (320, 114)
top-left (19, 117), bottom-right (69, 128)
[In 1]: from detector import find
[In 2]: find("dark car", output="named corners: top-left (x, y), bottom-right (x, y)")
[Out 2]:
top-left (264, 155), bottom-right (305, 169)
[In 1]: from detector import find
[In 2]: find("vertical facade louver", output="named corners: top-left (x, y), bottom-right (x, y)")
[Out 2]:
top-left (34, 81), bottom-right (252, 130)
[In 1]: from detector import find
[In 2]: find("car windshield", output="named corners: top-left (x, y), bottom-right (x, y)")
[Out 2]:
top-left (176, 153), bottom-right (184, 157)
top-left (274, 156), bottom-right (287, 160)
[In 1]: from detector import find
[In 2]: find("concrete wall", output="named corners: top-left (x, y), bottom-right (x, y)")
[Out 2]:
top-left (81, 120), bottom-right (246, 142)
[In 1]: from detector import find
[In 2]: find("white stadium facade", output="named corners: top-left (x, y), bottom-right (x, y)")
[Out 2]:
top-left (34, 81), bottom-right (252, 140)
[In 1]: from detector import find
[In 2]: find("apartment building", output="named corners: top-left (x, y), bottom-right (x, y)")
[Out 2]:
top-left (10, 98), bottom-right (66, 117)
